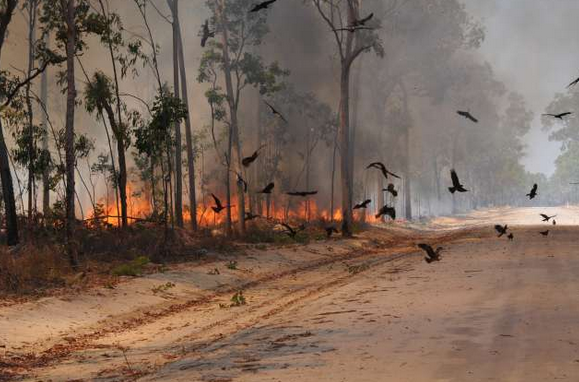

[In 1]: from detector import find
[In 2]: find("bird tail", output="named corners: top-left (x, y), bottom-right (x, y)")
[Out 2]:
top-left (448, 187), bottom-right (456, 194)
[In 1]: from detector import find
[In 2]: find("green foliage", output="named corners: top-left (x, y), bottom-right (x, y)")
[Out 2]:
top-left (151, 281), bottom-right (175, 293)
top-left (226, 260), bottom-right (237, 270)
top-left (133, 87), bottom-right (188, 162)
top-left (111, 255), bottom-right (150, 277)
top-left (230, 290), bottom-right (246, 307)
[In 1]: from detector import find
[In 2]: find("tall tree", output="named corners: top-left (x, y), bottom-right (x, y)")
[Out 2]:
top-left (311, 0), bottom-right (383, 236)
top-left (0, 0), bottom-right (22, 245)
top-left (198, 0), bottom-right (287, 235)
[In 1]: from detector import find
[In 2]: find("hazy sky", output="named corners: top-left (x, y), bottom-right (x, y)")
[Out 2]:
top-left (463, 0), bottom-right (579, 175)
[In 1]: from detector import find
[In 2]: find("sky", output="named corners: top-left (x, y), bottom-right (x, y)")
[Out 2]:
top-left (464, 0), bottom-right (579, 175)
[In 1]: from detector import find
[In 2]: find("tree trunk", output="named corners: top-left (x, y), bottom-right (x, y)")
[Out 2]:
top-left (174, 4), bottom-right (197, 230)
top-left (218, 0), bottom-right (245, 235)
top-left (0, 120), bottom-right (18, 245)
top-left (26, 0), bottom-right (37, 223)
top-left (330, 127), bottom-right (337, 222)
top-left (98, 0), bottom-right (127, 228)
top-left (339, 67), bottom-right (353, 236)
top-left (170, 0), bottom-right (183, 228)
top-left (41, 32), bottom-right (50, 218)
top-left (64, 0), bottom-right (78, 268)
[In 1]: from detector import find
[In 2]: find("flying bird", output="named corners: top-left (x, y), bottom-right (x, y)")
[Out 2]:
top-left (375, 205), bottom-right (396, 220)
top-left (325, 226), bottom-right (339, 238)
top-left (286, 191), bottom-right (318, 197)
top-left (542, 112), bottom-right (572, 120)
top-left (540, 213), bottom-right (556, 222)
top-left (211, 193), bottom-right (226, 214)
top-left (448, 169), bottom-right (468, 193)
top-left (507, 233), bottom-right (514, 241)
top-left (567, 76), bottom-right (579, 88)
top-left (249, 0), bottom-right (277, 13)
top-left (264, 101), bottom-right (287, 123)
top-left (258, 182), bottom-right (274, 194)
top-left (234, 172), bottom-right (248, 193)
top-left (457, 110), bottom-right (478, 123)
top-left (200, 19), bottom-right (214, 48)
top-left (280, 223), bottom-right (305, 239)
top-left (242, 145), bottom-right (265, 167)
top-left (494, 224), bottom-right (508, 238)
top-left (418, 243), bottom-right (442, 264)
top-left (245, 212), bottom-right (260, 221)
top-left (383, 183), bottom-right (398, 197)
top-left (353, 199), bottom-right (372, 209)
top-left (352, 12), bottom-right (374, 27)
top-left (527, 183), bottom-right (538, 199)
top-left (553, 219), bottom-right (557, 226)
top-left (366, 162), bottom-right (400, 180)
top-left (540, 230), bottom-right (549, 237)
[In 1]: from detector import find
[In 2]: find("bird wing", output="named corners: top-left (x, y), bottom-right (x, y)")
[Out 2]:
top-left (387, 170), bottom-right (401, 179)
top-left (418, 243), bottom-right (434, 257)
top-left (450, 169), bottom-right (460, 186)
top-left (540, 214), bottom-right (548, 219)
top-left (359, 12), bottom-right (374, 24)
top-left (567, 77), bottom-right (579, 88)
top-left (211, 193), bottom-right (222, 208)
top-left (532, 183), bottom-right (537, 192)
top-left (467, 113), bottom-right (478, 123)
top-left (494, 225), bottom-right (504, 233)
top-left (560, 112), bottom-right (572, 117)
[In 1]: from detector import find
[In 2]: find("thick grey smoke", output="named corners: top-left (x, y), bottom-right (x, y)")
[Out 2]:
top-left (464, 0), bottom-right (579, 175)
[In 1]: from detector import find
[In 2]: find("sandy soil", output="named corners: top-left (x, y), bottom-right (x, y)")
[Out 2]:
top-left (2, 206), bottom-right (578, 381)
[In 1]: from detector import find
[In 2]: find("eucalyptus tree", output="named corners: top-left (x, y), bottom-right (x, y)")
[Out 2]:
top-left (198, 0), bottom-right (287, 235)
top-left (310, 0), bottom-right (384, 236)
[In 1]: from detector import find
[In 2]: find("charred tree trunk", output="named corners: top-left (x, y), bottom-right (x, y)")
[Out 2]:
top-left (41, 33), bottom-right (50, 219)
top-left (26, 0), bottom-right (37, 223)
top-left (169, 0), bottom-right (183, 228)
top-left (64, 0), bottom-right (78, 267)
top-left (218, 0), bottom-right (245, 235)
top-left (174, 2), bottom-right (197, 231)
top-left (339, 67), bottom-right (354, 236)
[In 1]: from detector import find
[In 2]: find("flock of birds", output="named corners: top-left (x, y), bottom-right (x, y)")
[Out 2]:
top-left (417, 74), bottom-right (579, 264)
top-left (200, 0), bottom-right (576, 259)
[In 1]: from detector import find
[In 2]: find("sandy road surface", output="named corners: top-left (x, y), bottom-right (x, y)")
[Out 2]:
top-left (3, 206), bottom-right (579, 381)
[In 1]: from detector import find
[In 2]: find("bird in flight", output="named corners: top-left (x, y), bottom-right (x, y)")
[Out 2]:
top-left (245, 212), bottom-right (260, 221)
top-left (418, 244), bottom-right (442, 264)
top-left (325, 226), bottom-right (339, 238)
top-left (280, 223), bottom-right (305, 239)
top-left (352, 12), bottom-right (374, 27)
top-left (552, 220), bottom-right (557, 226)
top-left (542, 112), bottom-right (572, 120)
top-left (286, 191), bottom-right (318, 197)
top-left (264, 101), bottom-right (287, 123)
top-left (366, 162), bottom-right (400, 180)
top-left (353, 199), bottom-right (372, 209)
top-left (242, 145), bottom-right (265, 167)
top-left (507, 233), bottom-right (514, 241)
top-left (211, 193), bottom-right (226, 214)
top-left (249, 0), bottom-right (277, 13)
top-left (234, 172), bottom-right (248, 193)
top-left (334, 13), bottom-right (375, 32)
top-left (457, 110), bottom-right (478, 123)
top-left (567, 76), bottom-right (579, 88)
top-left (540, 213), bottom-right (556, 222)
top-left (448, 169), bottom-right (468, 193)
top-left (258, 182), bottom-right (274, 194)
top-left (527, 183), bottom-right (538, 199)
top-left (495, 224), bottom-right (508, 238)
top-left (375, 205), bottom-right (396, 220)
top-left (200, 19), bottom-right (214, 48)
top-left (383, 183), bottom-right (398, 197)
top-left (540, 230), bottom-right (549, 237)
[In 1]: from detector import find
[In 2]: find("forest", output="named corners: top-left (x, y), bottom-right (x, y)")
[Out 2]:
top-left (0, 0), bottom-right (576, 290)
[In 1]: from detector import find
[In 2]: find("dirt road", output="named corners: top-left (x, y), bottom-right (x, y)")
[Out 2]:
top-left (4, 207), bottom-right (579, 381)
